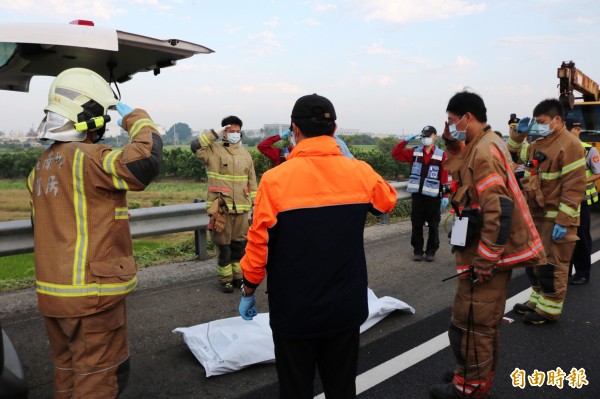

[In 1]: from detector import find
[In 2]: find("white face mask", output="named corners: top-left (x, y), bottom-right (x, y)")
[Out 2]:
top-left (535, 119), bottom-right (556, 137)
top-left (290, 132), bottom-right (297, 147)
top-left (226, 132), bottom-right (241, 144)
top-left (421, 137), bottom-right (434, 146)
top-left (448, 115), bottom-right (468, 141)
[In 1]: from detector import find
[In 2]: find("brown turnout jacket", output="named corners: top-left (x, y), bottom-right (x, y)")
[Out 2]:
top-left (27, 109), bottom-right (162, 317)
top-left (445, 126), bottom-right (546, 275)
top-left (193, 130), bottom-right (257, 213)
top-left (508, 125), bottom-right (586, 226)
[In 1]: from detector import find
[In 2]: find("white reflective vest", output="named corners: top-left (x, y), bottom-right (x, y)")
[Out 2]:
top-left (406, 145), bottom-right (444, 197)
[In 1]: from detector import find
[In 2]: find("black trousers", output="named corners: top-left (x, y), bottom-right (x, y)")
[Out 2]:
top-left (411, 193), bottom-right (441, 255)
top-left (272, 328), bottom-right (360, 399)
top-left (571, 201), bottom-right (592, 278)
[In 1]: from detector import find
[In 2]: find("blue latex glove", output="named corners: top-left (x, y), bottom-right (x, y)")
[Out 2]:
top-left (406, 134), bottom-right (419, 142)
top-left (516, 117), bottom-right (533, 134)
top-left (280, 129), bottom-right (292, 140)
top-left (552, 224), bottom-right (567, 239)
top-left (440, 197), bottom-right (449, 213)
top-left (334, 135), bottom-right (354, 159)
top-left (116, 101), bottom-right (134, 127)
top-left (239, 295), bottom-right (258, 320)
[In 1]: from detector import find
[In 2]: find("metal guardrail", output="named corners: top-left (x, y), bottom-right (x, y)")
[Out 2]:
top-left (0, 182), bottom-right (409, 259)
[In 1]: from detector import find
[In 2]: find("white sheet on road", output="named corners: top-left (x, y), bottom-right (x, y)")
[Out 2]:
top-left (173, 288), bottom-right (415, 377)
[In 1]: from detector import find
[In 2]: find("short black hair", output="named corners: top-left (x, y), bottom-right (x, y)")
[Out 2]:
top-left (293, 118), bottom-right (336, 137)
top-left (446, 91), bottom-right (487, 123)
top-left (494, 130), bottom-right (503, 139)
top-left (222, 115), bottom-right (243, 128)
top-left (532, 99), bottom-right (564, 121)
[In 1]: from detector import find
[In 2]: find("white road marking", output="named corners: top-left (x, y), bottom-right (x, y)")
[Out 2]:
top-left (314, 250), bottom-right (600, 398)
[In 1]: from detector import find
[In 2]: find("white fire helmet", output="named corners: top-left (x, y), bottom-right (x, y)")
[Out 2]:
top-left (37, 68), bottom-right (117, 142)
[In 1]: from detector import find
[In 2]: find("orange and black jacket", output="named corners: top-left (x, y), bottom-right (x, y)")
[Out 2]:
top-left (241, 135), bottom-right (397, 339)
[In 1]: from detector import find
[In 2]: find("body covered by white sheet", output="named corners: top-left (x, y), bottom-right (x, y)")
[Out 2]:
top-left (173, 288), bottom-right (415, 377)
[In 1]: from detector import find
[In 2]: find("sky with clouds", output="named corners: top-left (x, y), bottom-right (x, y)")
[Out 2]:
top-left (1, 0), bottom-right (600, 137)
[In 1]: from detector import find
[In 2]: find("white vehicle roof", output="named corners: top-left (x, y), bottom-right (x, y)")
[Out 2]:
top-left (0, 21), bottom-right (214, 92)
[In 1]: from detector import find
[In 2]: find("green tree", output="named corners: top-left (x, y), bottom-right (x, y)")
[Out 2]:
top-left (161, 147), bottom-right (206, 179)
top-left (375, 136), bottom-right (401, 155)
top-left (243, 136), bottom-right (261, 147)
top-left (0, 149), bottom-right (44, 178)
top-left (345, 134), bottom-right (376, 145)
top-left (166, 123), bottom-right (192, 146)
top-left (351, 148), bottom-right (408, 181)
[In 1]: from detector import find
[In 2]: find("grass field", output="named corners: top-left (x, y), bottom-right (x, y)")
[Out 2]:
top-left (0, 178), bottom-right (210, 290)
top-left (0, 176), bottom-right (409, 291)
top-left (0, 178), bottom-right (207, 222)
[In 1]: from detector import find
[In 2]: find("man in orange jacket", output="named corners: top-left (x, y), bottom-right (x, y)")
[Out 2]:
top-left (239, 94), bottom-right (397, 398)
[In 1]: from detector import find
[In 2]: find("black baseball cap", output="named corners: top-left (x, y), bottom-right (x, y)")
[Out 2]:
top-left (565, 115), bottom-right (581, 131)
top-left (291, 93), bottom-right (337, 121)
top-left (421, 125), bottom-right (437, 137)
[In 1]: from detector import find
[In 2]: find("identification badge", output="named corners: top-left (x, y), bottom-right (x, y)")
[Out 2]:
top-left (450, 217), bottom-right (469, 247)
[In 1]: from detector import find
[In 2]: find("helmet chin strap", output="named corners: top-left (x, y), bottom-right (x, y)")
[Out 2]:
top-left (92, 127), bottom-right (105, 143)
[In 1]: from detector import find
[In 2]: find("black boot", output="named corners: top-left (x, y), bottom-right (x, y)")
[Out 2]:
top-left (512, 302), bottom-right (534, 315)
top-left (524, 311), bottom-right (555, 325)
top-left (429, 383), bottom-right (462, 398)
top-left (442, 371), bottom-right (454, 383)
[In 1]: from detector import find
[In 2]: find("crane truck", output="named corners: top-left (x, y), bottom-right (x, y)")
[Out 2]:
top-left (557, 60), bottom-right (600, 196)
top-left (558, 60), bottom-right (600, 142)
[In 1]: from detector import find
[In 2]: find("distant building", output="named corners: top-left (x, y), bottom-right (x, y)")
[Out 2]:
top-left (242, 129), bottom-right (263, 138)
top-left (8, 130), bottom-right (24, 139)
top-left (336, 128), bottom-right (360, 136)
top-left (263, 123), bottom-right (288, 137)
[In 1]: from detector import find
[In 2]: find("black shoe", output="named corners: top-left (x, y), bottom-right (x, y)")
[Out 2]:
top-left (429, 383), bottom-right (461, 399)
top-left (221, 283), bottom-right (234, 293)
top-left (426, 253), bottom-right (436, 262)
top-left (524, 311), bottom-right (554, 325)
top-left (569, 276), bottom-right (589, 285)
top-left (513, 302), bottom-right (535, 315)
top-left (413, 253), bottom-right (423, 261)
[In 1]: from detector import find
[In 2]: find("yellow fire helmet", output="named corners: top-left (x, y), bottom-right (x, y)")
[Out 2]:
top-left (37, 68), bottom-right (118, 142)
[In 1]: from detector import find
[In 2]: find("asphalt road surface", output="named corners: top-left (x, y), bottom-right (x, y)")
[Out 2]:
top-left (1, 212), bottom-right (598, 399)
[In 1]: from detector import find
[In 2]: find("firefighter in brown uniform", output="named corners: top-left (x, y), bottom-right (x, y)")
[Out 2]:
top-left (430, 91), bottom-right (546, 399)
top-left (508, 99), bottom-right (586, 324)
top-left (26, 68), bottom-right (162, 398)
top-left (191, 116), bottom-right (257, 293)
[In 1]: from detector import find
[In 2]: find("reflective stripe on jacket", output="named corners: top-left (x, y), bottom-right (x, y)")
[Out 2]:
top-left (26, 109), bottom-right (162, 317)
top-left (194, 130), bottom-right (257, 213)
top-left (445, 126), bottom-right (546, 272)
top-left (240, 135), bottom-right (397, 338)
top-left (509, 125), bottom-right (586, 225)
top-left (582, 142), bottom-right (599, 205)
